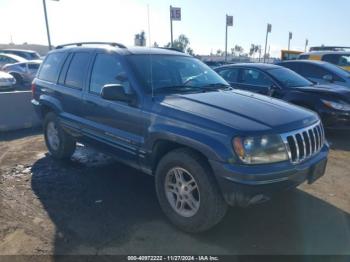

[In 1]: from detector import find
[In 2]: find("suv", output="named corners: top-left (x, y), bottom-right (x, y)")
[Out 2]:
top-left (32, 42), bottom-right (329, 232)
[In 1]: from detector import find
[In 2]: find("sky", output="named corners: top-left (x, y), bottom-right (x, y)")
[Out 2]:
top-left (0, 0), bottom-right (349, 57)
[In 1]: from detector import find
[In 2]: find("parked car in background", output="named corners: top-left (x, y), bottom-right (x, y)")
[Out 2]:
top-left (203, 61), bottom-right (224, 68)
top-left (0, 53), bottom-right (27, 69)
top-left (2, 60), bottom-right (42, 87)
top-left (0, 71), bottom-right (16, 91)
top-left (0, 49), bottom-right (41, 61)
top-left (277, 60), bottom-right (350, 89)
top-left (215, 63), bottom-right (350, 130)
top-left (299, 51), bottom-right (350, 71)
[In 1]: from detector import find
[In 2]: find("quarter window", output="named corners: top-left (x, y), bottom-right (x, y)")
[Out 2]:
top-left (65, 52), bottom-right (90, 89)
top-left (38, 52), bottom-right (66, 82)
top-left (90, 54), bottom-right (130, 94)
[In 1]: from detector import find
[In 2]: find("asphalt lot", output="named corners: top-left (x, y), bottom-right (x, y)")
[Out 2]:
top-left (0, 128), bottom-right (349, 255)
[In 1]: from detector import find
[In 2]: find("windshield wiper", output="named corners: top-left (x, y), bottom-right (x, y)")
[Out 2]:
top-left (199, 83), bottom-right (232, 91)
top-left (154, 85), bottom-right (202, 94)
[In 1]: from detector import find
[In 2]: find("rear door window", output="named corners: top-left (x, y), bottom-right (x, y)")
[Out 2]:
top-left (240, 68), bottom-right (273, 86)
top-left (38, 52), bottom-right (66, 82)
top-left (64, 52), bottom-right (91, 89)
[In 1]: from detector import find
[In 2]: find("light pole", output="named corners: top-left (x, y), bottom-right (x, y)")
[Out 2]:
top-left (288, 32), bottom-right (292, 60)
top-left (305, 39), bottom-right (309, 52)
top-left (42, 0), bottom-right (59, 50)
top-left (263, 23), bottom-right (272, 63)
top-left (225, 15), bottom-right (233, 62)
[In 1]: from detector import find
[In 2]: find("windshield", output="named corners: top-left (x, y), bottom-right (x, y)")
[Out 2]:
top-left (126, 55), bottom-right (229, 94)
top-left (268, 67), bottom-right (313, 87)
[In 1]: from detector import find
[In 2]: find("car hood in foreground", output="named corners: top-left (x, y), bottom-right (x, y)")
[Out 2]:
top-left (158, 89), bottom-right (318, 134)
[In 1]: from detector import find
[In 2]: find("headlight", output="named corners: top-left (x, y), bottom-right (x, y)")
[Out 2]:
top-left (233, 135), bottom-right (288, 164)
top-left (321, 99), bottom-right (350, 111)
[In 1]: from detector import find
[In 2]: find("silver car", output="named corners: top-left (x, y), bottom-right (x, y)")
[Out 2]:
top-left (0, 71), bottom-right (16, 91)
top-left (0, 49), bottom-right (41, 60)
top-left (0, 53), bottom-right (27, 68)
top-left (2, 60), bottom-right (41, 86)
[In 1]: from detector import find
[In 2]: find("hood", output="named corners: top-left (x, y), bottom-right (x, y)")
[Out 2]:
top-left (294, 84), bottom-right (350, 102)
top-left (158, 89), bottom-right (318, 134)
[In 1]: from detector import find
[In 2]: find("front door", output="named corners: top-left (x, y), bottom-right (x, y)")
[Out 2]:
top-left (81, 52), bottom-right (143, 164)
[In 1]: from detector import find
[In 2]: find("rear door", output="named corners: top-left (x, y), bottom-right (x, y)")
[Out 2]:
top-left (236, 68), bottom-right (274, 95)
top-left (81, 51), bottom-right (143, 165)
top-left (55, 51), bottom-right (92, 130)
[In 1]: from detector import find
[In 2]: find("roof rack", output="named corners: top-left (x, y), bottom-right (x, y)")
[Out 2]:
top-left (55, 42), bottom-right (126, 49)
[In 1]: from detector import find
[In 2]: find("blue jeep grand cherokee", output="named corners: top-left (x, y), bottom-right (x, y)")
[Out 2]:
top-left (32, 42), bottom-right (329, 232)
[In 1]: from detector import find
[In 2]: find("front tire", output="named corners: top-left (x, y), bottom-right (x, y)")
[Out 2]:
top-left (44, 112), bottom-right (76, 160)
top-left (155, 148), bottom-right (228, 233)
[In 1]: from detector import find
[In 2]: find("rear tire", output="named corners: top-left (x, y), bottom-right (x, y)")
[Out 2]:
top-left (155, 148), bottom-right (228, 233)
top-left (10, 73), bottom-right (23, 88)
top-left (43, 112), bottom-right (76, 160)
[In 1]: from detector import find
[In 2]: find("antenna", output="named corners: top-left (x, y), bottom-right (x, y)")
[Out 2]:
top-left (150, 53), bottom-right (154, 99)
top-left (147, 4), bottom-right (152, 47)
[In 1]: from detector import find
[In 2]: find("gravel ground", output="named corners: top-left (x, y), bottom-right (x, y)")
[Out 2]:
top-left (0, 128), bottom-right (349, 255)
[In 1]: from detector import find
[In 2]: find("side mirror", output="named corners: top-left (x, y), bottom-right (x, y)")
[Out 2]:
top-left (267, 84), bottom-right (278, 96)
top-left (323, 74), bottom-right (334, 82)
top-left (101, 84), bottom-right (132, 102)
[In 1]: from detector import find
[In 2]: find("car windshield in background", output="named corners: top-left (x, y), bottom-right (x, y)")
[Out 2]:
top-left (127, 55), bottom-right (230, 94)
top-left (268, 67), bottom-right (313, 87)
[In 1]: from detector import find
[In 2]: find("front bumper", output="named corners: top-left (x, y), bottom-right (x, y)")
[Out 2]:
top-left (210, 144), bottom-right (329, 207)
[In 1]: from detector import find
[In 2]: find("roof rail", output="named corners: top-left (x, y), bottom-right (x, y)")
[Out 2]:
top-left (156, 47), bottom-right (183, 53)
top-left (55, 42), bottom-right (126, 49)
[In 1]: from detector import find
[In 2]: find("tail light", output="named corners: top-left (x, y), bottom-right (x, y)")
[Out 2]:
top-left (31, 83), bottom-right (36, 98)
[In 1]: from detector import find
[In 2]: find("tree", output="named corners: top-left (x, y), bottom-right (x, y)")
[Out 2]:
top-left (165, 34), bottom-right (194, 55)
top-left (153, 42), bottom-right (159, 47)
top-left (134, 31), bottom-right (146, 46)
top-left (234, 45), bottom-right (244, 55)
top-left (216, 49), bottom-right (222, 56)
top-left (249, 44), bottom-right (259, 57)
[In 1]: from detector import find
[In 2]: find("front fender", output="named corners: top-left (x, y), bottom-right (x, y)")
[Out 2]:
top-left (145, 123), bottom-right (235, 163)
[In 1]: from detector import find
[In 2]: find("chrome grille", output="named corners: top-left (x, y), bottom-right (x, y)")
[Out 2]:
top-left (281, 121), bottom-right (325, 164)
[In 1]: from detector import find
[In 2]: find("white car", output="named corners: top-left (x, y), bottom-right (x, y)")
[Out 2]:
top-left (0, 71), bottom-right (16, 91)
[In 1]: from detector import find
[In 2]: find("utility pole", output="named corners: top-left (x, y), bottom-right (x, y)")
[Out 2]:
top-left (42, 0), bottom-right (52, 50)
top-left (264, 23), bottom-right (272, 63)
top-left (42, 0), bottom-right (59, 50)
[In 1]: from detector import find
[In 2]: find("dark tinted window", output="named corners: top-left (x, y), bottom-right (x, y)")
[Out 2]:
top-left (65, 52), bottom-right (90, 89)
top-left (281, 62), bottom-right (301, 73)
top-left (38, 52), bottom-right (66, 82)
top-left (240, 69), bottom-right (273, 86)
top-left (217, 68), bottom-right (239, 82)
top-left (299, 55), bottom-right (309, 59)
top-left (267, 68), bottom-right (313, 87)
top-left (28, 63), bottom-right (40, 70)
top-left (90, 54), bottom-right (130, 94)
top-left (300, 63), bottom-right (330, 78)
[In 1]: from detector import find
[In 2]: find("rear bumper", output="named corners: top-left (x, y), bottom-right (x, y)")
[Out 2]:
top-left (210, 145), bottom-right (329, 207)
